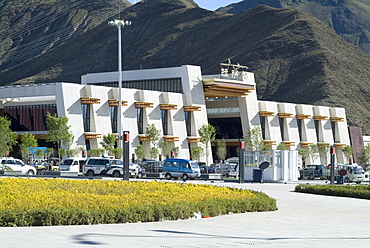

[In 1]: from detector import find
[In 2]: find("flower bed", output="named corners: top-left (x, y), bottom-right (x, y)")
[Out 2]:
top-left (295, 184), bottom-right (370, 199)
top-left (0, 178), bottom-right (277, 226)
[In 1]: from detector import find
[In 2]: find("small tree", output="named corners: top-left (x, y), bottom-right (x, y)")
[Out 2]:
top-left (318, 143), bottom-right (330, 165)
top-left (298, 148), bottom-right (309, 167)
top-left (244, 126), bottom-right (265, 151)
top-left (0, 116), bottom-right (18, 157)
top-left (20, 133), bottom-right (38, 160)
top-left (87, 149), bottom-right (105, 157)
top-left (146, 124), bottom-right (161, 146)
top-left (135, 145), bottom-right (145, 162)
top-left (276, 143), bottom-right (286, 151)
top-left (198, 124), bottom-right (216, 165)
top-left (359, 145), bottom-right (370, 168)
top-left (342, 145), bottom-right (353, 164)
top-left (216, 139), bottom-right (227, 162)
top-left (159, 141), bottom-right (172, 159)
top-left (45, 113), bottom-right (74, 159)
top-left (190, 146), bottom-right (204, 162)
top-left (113, 147), bottom-right (123, 159)
top-left (100, 134), bottom-right (117, 156)
top-left (150, 147), bottom-right (159, 160)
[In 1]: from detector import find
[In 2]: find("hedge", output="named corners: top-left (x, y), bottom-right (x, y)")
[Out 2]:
top-left (0, 178), bottom-right (277, 226)
top-left (295, 184), bottom-right (370, 199)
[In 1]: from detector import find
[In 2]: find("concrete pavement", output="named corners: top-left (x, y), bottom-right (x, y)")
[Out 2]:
top-left (1, 180), bottom-right (370, 247)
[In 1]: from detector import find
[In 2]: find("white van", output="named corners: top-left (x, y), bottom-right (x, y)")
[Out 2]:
top-left (60, 158), bottom-right (86, 175)
top-left (0, 157), bottom-right (37, 176)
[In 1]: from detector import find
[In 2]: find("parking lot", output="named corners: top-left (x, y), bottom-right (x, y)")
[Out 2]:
top-left (1, 179), bottom-right (370, 247)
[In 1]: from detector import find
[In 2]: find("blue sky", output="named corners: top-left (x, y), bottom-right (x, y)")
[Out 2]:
top-left (194, 0), bottom-right (240, 10)
top-left (129, 1), bottom-right (241, 11)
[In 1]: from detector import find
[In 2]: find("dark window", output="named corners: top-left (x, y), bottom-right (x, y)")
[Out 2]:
top-left (260, 116), bottom-right (266, 139)
top-left (331, 121), bottom-right (336, 142)
top-left (297, 119), bottom-right (302, 141)
top-left (81, 104), bottom-right (90, 132)
top-left (4, 105), bottom-right (57, 131)
top-left (185, 111), bottom-right (192, 136)
top-left (279, 118), bottom-right (285, 141)
top-left (161, 109), bottom-right (169, 135)
top-left (315, 120), bottom-right (320, 142)
top-left (110, 106), bottom-right (118, 133)
top-left (85, 139), bottom-right (90, 151)
top-left (136, 108), bottom-right (144, 134)
top-left (208, 117), bottom-right (243, 139)
top-left (95, 78), bottom-right (183, 93)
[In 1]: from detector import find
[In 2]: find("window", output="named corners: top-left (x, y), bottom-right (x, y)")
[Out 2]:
top-left (81, 104), bottom-right (91, 132)
top-left (161, 109), bottom-right (169, 135)
top-left (315, 120), bottom-right (320, 142)
top-left (208, 117), bottom-right (243, 139)
top-left (4, 104), bottom-right (57, 131)
top-left (136, 108), bottom-right (144, 134)
top-left (279, 118), bottom-right (285, 140)
top-left (297, 119), bottom-right (302, 141)
top-left (110, 106), bottom-right (118, 133)
top-left (260, 116), bottom-right (266, 139)
top-left (185, 111), bottom-right (192, 136)
top-left (331, 121), bottom-right (336, 142)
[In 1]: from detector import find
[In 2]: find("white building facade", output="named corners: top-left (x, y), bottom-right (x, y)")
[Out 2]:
top-left (0, 64), bottom-right (352, 166)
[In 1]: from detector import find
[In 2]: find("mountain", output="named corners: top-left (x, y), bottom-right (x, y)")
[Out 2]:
top-left (217, 0), bottom-right (370, 55)
top-left (1, 0), bottom-right (370, 135)
top-left (0, 0), bottom-right (132, 71)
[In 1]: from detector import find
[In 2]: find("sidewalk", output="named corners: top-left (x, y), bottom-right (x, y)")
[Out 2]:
top-left (1, 181), bottom-right (370, 247)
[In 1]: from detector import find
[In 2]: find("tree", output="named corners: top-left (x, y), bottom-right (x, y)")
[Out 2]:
top-left (342, 145), bottom-right (353, 163)
top-left (216, 139), bottom-right (227, 162)
top-left (146, 124), bottom-right (161, 146)
top-left (112, 148), bottom-right (123, 159)
top-left (318, 143), bottom-right (330, 165)
top-left (276, 142), bottom-right (286, 150)
top-left (87, 149), bottom-right (104, 157)
top-left (135, 145), bottom-right (145, 162)
top-left (150, 147), bottom-right (159, 160)
top-left (198, 124), bottom-right (216, 165)
top-left (358, 145), bottom-right (370, 168)
top-left (20, 133), bottom-right (38, 160)
top-left (146, 124), bottom-right (161, 160)
top-left (190, 146), bottom-right (204, 162)
top-left (100, 134), bottom-right (117, 156)
top-left (299, 144), bottom-right (318, 165)
top-left (44, 113), bottom-right (74, 159)
top-left (159, 141), bottom-right (172, 159)
top-left (244, 126), bottom-right (265, 151)
top-left (0, 116), bottom-right (18, 157)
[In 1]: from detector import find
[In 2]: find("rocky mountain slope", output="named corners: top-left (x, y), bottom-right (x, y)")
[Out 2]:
top-left (1, 0), bottom-right (370, 134)
top-left (217, 0), bottom-right (370, 54)
top-left (0, 0), bottom-right (132, 71)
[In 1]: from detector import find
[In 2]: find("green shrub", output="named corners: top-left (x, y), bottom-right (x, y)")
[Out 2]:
top-left (295, 184), bottom-right (370, 199)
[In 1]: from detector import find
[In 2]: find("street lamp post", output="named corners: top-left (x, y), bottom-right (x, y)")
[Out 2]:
top-left (108, 18), bottom-right (131, 148)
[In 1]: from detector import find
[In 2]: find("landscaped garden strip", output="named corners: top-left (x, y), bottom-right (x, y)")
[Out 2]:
top-left (0, 178), bottom-right (277, 226)
top-left (295, 184), bottom-right (370, 199)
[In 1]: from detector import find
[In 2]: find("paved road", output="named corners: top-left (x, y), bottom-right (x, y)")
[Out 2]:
top-left (1, 180), bottom-right (370, 247)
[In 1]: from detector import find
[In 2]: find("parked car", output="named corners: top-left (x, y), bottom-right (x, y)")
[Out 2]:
top-left (83, 157), bottom-right (111, 176)
top-left (0, 157), bottom-right (37, 176)
top-left (101, 161), bottom-right (145, 178)
top-left (337, 163), bottom-right (365, 183)
top-left (162, 158), bottom-right (200, 180)
top-left (300, 165), bottom-right (327, 180)
top-left (200, 165), bottom-right (215, 174)
top-left (219, 163), bottom-right (238, 178)
top-left (141, 160), bottom-right (162, 173)
top-left (33, 161), bottom-right (48, 175)
top-left (60, 158), bottom-right (86, 175)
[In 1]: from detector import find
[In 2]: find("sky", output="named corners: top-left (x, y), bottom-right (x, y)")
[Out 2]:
top-left (194, 0), bottom-right (240, 10)
top-left (129, 1), bottom-right (241, 11)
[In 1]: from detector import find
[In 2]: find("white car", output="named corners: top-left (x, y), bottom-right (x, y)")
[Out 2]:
top-left (0, 157), bottom-right (37, 176)
top-left (104, 162), bottom-right (145, 178)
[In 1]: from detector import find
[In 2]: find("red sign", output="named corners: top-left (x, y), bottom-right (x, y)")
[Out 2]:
top-left (338, 169), bottom-right (347, 176)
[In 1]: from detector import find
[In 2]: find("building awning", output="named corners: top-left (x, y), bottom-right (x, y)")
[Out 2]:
top-left (203, 78), bottom-right (255, 98)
